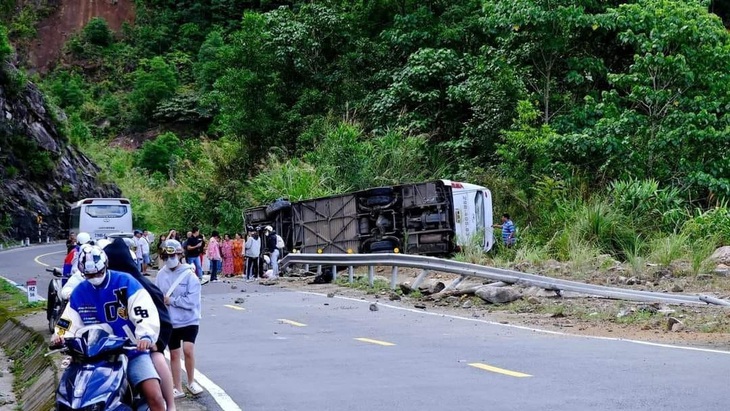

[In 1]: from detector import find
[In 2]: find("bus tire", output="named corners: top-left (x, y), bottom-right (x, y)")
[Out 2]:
top-left (369, 240), bottom-right (396, 253)
top-left (365, 187), bottom-right (393, 197)
top-left (366, 196), bottom-right (393, 206)
top-left (266, 199), bottom-right (291, 217)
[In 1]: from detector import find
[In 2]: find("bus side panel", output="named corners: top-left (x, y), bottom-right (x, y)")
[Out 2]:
top-left (292, 195), bottom-right (359, 254)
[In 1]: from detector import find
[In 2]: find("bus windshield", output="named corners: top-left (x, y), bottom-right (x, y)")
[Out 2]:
top-left (84, 205), bottom-right (129, 218)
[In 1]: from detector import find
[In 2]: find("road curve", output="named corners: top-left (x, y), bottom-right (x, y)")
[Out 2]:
top-left (2, 245), bottom-right (730, 410)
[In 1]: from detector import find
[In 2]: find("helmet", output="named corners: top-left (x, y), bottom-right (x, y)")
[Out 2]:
top-left (96, 239), bottom-right (111, 249)
top-left (77, 244), bottom-right (108, 275)
top-left (161, 239), bottom-right (184, 256)
top-left (264, 225), bottom-right (273, 232)
top-left (77, 232), bottom-right (91, 245)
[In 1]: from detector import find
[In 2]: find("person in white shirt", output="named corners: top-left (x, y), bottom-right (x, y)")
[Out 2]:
top-left (135, 230), bottom-right (150, 275)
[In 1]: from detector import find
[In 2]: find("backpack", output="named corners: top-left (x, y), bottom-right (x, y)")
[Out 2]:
top-left (276, 234), bottom-right (285, 250)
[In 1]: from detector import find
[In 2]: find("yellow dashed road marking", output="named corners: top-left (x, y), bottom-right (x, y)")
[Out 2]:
top-left (354, 338), bottom-right (395, 346)
top-left (278, 319), bottom-right (307, 327)
top-left (468, 362), bottom-right (532, 378)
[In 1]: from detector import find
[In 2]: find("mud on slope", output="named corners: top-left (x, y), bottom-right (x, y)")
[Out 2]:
top-left (28, 0), bottom-right (136, 72)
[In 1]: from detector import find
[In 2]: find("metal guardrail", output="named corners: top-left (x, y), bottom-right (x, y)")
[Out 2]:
top-left (280, 253), bottom-right (730, 307)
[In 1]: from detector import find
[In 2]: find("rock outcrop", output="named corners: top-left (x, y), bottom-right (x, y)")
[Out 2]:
top-left (0, 66), bottom-right (120, 243)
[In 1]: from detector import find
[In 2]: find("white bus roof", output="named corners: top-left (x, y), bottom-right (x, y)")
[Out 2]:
top-left (440, 180), bottom-right (489, 191)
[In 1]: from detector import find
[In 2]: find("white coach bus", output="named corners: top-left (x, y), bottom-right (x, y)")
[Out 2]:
top-left (69, 198), bottom-right (134, 240)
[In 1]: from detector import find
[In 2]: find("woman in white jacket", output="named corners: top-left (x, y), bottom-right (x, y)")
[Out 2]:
top-left (155, 239), bottom-right (204, 397)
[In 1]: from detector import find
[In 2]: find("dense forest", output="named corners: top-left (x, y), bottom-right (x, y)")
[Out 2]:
top-left (2, 0), bottom-right (730, 268)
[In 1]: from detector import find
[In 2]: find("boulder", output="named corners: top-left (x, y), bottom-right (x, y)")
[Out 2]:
top-left (710, 246), bottom-right (730, 265)
top-left (475, 286), bottom-right (522, 304)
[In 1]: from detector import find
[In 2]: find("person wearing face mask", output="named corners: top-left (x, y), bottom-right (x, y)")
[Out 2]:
top-left (51, 245), bottom-right (166, 411)
top-left (154, 240), bottom-right (204, 397)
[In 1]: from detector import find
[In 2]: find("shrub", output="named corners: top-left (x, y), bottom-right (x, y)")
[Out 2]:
top-left (609, 178), bottom-right (688, 233)
top-left (681, 206), bottom-right (730, 246)
top-left (0, 24), bottom-right (11, 63)
top-left (135, 132), bottom-right (184, 175)
top-left (83, 17), bottom-right (113, 47)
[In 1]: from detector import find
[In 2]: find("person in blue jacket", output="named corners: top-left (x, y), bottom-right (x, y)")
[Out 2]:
top-left (52, 244), bottom-right (166, 411)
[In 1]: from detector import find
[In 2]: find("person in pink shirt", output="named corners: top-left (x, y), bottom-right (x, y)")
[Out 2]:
top-left (221, 234), bottom-right (234, 277)
top-left (207, 231), bottom-right (222, 283)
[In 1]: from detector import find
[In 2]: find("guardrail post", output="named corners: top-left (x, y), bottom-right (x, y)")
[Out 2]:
top-left (332, 265), bottom-right (337, 282)
top-left (368, 266), bottom-right (374, 287)
top-left (411, 269), bottom-right (429, 289)
top-left (443, 275), bottom-right (466, 293)
top-left (304, 264), bottom-right (310, 272)
top-left (390, 266), bottom-right (398, 290)
top-left (317, 265), bottom-right (322, 275)
top-left (348, 266), bottom-right (354, 284)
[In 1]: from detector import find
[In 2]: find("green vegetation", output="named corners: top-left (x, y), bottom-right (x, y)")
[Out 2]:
top-left (0, 279), bottom-right (43, 317)
top-left (0, 0), bottom-right (728, 273)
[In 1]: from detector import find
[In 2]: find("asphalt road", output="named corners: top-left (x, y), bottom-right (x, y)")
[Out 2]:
top-left (3, 244), bottom-right (730, 410)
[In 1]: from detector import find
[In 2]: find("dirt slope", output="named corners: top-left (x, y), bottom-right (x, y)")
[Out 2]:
top-left (28, 0), bottom-right (136, 72)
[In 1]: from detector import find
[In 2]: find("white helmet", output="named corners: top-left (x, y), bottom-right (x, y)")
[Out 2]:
top-left (77, 244), bottom-right (108, 276)
top-left (77, 232), bottom-right (91, 245)
top-left (96, 238), bottom-right (111, 249)
top-left (264, 225), bottom-right (273, 233)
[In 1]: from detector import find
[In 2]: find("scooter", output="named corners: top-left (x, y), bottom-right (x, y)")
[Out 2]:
top-left (45, 267), bottom-right (66, 334)
top-left (47, 323), bottom-right (150, 411)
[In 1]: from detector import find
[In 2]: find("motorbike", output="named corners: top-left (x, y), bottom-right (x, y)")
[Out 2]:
top-left (46, 267), bottom-right (66, 334)
top-left (47, 324), bottom-right (150, 411)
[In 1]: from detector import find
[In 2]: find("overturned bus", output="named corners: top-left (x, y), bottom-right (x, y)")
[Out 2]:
top-left (244, 180), bottom-right (494, 256)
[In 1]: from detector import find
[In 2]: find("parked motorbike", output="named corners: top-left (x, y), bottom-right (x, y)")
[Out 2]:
top-left (45, 267), bottom-right (65, 334)
top-left (47, 324), bottom-right (150, 411)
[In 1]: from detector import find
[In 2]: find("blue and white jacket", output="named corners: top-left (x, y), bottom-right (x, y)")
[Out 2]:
top-left (57, 270), bottom-right (160, 355)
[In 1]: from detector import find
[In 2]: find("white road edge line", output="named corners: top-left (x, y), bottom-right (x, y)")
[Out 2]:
top-left (164, 352), bottom-right (242, 411)
top-left (34, 250), bottom-right (65, 267)
top-left (298, 291), bottom-right (730, 356)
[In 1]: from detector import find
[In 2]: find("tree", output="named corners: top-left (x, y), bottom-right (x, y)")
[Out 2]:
top-left (556, 0), bottom-right (730, 196)
top-left (130, 56), bottom-right (178, 121)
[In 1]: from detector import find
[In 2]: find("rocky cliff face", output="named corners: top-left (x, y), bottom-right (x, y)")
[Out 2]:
top-left (0, 66), bottom-right (120, 243)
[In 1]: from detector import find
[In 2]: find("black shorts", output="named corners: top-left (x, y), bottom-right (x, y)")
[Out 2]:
top-left (156, 322), bottom-right (172, 352)
top-left (168, 325), bottom-right (199, 350)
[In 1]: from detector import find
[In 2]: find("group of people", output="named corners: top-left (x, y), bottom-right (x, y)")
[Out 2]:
top-left (54, 232), bottom-right (205, 411)
top-left (151, 225), bottom-right (282, 283)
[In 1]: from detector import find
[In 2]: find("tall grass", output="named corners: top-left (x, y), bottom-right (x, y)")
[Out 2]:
top-left (649, 233), bottom-right (689, 268)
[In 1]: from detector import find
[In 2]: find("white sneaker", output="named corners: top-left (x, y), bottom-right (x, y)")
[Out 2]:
top-left (187, 381), bottom-right (204, 396)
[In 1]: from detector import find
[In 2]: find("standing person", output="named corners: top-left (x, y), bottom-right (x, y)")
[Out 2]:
top-left (155, 240), bottom-right (204, 397)
top-left (184, 228), bottom-right (203, 280)
top-left (51, 245), bottom-right (166, 411)
top-left (264, 226), bottom-right (279, 280)
top-left (133, 230), bottom-right (145, 273)
top-left (103, 238), bottom-right (177, 411)
top-left (167, 229), bottom-right (178, 242)
top-left (156, 234), bottom-right (167, 270)
top-left (207, 231), bottom-right (222, 283)
top-left (232, 233), bottom-right (244, 276)
top-left (244, 227), bottom-right (261, 282)
top-left (139, 230), bottom-right (152, 275)
top-left (65, 232), bottom-right (77, 254)
top-left (197, 232), bottom-right (206, 274)
top-left (221, 234), bottom-right (234, 278)
top-left (492, 213), bottom-right (517, 247)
